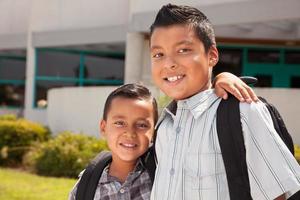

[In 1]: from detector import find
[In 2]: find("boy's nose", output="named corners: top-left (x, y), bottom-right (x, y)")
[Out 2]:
top-left (123, 131), bottom-right (137, 138)
top-left (164, 56), bottom-right (178, 70)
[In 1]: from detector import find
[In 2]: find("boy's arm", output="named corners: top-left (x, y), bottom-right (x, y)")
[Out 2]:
top-left (213, 72), bottom-right (258, 103)
top-left (240, 101), bottom-right (300, 199)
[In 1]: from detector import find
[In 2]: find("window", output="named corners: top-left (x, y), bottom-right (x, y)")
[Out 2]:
top-left (248, 50), bottom-right (280, 63)
top-left (291, 76), bottom-right (300, 88)
top-left (254, 75), bottom-right (272, 87)
top-left (37, 50), bottom-right (80, 77)
top-left (84, 55), bottom-right (124, 81)
top-left (0, 56), bottom-right (26, 107)
top-left (285, 51), bottom-right (300, 64)
top-left (213, 49), bottom-right (242, 77)
top-left (34, 48), bottom-right (124, 107)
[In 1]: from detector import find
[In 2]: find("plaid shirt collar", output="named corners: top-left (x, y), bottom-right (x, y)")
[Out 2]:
top-left (99, 158), bottom-right (145, 184)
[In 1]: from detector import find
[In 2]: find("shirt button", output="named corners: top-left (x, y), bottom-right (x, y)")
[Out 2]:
top-left (120, 188), bottom-right (125, 194)
top-left (170, 168), bottom-right (175, 175)
top-left (176, 127), bottom-right (181, 134)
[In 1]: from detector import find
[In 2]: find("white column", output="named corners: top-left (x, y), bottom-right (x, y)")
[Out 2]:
top-left (124, 32), bottom-right (145, 84)
top-left (24, 1), bottom-right (47, 124)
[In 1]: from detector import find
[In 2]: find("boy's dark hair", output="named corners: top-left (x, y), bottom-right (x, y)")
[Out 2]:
top-left (102, 83), bottom-right (158, 124)
top-left (150, 3), bottom-right (216, 52)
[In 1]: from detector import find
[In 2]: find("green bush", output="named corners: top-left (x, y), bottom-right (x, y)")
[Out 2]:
top-left (23, 131), bottom-right (108, 178)
top-left (0, 118), bottom-right (50, 166)
top-left (0, 114), bottom-right (17, 121)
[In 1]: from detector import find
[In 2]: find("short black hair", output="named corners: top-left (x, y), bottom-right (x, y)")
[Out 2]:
top-left (150, 4), bottom-right (216, 52)
top-left (102, 84), bottom-right (158, 124)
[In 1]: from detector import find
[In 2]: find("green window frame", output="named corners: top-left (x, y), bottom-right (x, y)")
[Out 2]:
top-left (33, 48), bottom-right (125, 108)
top-left (218, 44), bottom-right (300, 88)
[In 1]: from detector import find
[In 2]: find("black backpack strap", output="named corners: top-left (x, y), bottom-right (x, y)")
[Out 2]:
top-left (76, 151), bottom-right (112, 200)
top-left (216, 95), bottom-right (252, 200)
top-left (143, 121), bottom-right (162, 184)
top-left (258, 97), bottom-right (294, 154)
top-left (142, 145), bottom-right (156, 184)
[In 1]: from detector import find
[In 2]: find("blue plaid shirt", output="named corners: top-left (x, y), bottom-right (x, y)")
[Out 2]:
top-left (69, 159), bottom-right (152, 200)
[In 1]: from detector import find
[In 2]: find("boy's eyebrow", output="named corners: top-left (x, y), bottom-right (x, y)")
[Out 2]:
top-left (111, 115), bottom-right (125, 119)
top-left (150, 40), bottom-right (193, 51)
top-left (150, 45), bottom-right (162, 51)
top-left (175, 40), bottom-right (193, 46)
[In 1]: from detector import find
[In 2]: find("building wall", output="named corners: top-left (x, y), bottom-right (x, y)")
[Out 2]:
top-left (31, 0), bottom-right (129, 32)
top-left (0, 0), bottom-right (31, 35)
top-left (47, 87), bottom-right (300, 145)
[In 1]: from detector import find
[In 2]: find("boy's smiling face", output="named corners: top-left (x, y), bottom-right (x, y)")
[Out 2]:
top-left (100, 97), bottom-right (155, 165)
top-left (150, 24), bottom-right (218, 100)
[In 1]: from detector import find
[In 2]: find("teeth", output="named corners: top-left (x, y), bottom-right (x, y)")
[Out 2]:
top-left (122, 143), bottom-right (136, 148)
top-left (167, 75), bottom-right (183, 82)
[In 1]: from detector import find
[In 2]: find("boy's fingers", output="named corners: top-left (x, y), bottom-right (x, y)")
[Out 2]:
top-left (227, 84), bottom-right (244, 102)
top-left (235, 83), bottom-right (252, 103)
top-left (245, 86), bottom-right (259, 102)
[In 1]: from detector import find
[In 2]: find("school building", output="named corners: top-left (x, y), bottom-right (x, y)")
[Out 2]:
top-left (0, 0), bottom-right (300, 143)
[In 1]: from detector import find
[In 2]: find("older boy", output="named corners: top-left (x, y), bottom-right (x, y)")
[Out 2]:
top-left (150, 4), bottom-right (300, 200)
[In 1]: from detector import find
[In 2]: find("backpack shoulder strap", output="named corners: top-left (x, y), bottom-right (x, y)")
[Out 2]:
top-left (142, 145), bottom-right (156, 184)
top-left (142, 120), bottom-right (162, 184)
top-left (216, 95), bottom-right (252, 200)
top-left (76, 151), bottom-right (112, 200)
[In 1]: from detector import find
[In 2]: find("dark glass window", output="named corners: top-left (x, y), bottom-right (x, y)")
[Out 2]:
top-left (0, 84), bottom-right (25, 107)
top-left (37, 51), bottom-right (80, 77)
top-left (84, 55), bottom-right (124, 80)
top-left (254, 75), bottom-right (272, 87)
top-left (0, 59), bottom-right (26, 80)
top-left (285, 51), bottom-right (300, 64)
top-left (0, 56), bottom-right (25, 107)
top-left (248, 50), bottom-right (280, 63)
top-left (213, 49), bottom-right (242, 77)
top-left (35, 81), bottom-right (77, 107)
top-left (291, 76), bottom-right (300, 88)
top-left (35, 48), bottom-right (125, 108)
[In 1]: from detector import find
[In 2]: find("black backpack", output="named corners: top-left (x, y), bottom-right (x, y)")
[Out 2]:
top-left (75, 147), bottom-right (157, 200)
top-left (216, 94), bottom-right (299, 200)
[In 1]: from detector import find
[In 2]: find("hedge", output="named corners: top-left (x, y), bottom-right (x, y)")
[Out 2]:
top-left (0, 116), bottom-right (50, 166)
top-left (23, 131), bottom-right (108, 178)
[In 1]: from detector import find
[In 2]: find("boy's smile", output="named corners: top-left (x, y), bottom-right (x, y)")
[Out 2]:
top-left (150, 24), bottom-right (218, 100)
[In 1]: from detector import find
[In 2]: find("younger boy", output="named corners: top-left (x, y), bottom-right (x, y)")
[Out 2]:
top-left (150, 4), bottom-right (300, 200)
top-left (69, 84), bottom-right (157, 200)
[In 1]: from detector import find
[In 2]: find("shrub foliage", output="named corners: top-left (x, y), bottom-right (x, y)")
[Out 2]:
top-left (24, 131), bottom-right (108, 178)
top-left (0, 116), bottom-right (50, 165)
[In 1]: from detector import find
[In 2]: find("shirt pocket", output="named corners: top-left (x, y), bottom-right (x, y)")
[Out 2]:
top-left (183, 152), bottom-right (226, 190)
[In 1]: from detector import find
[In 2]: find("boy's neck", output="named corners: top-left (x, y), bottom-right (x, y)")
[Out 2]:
top-left (109, 158), bottom-right (137, 183)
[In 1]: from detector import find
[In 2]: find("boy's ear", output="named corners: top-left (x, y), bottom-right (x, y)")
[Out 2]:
top-left (100, 119), bottom-right (107, 137)
top-left (208, 46), bottom-right (219, 68)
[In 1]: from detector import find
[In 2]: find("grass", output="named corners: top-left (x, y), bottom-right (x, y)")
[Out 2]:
top-left (0, 167), bottom-right (77, 200)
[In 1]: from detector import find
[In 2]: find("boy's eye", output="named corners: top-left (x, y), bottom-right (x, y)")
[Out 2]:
top-left (178, 48), bottom-right (191, 53)
top-left (114, 121), bottom-right (125, 127)
top-left (136, 123), bottom-right (149, 129)
top-left (152, 52), bottom-right (164, 58)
